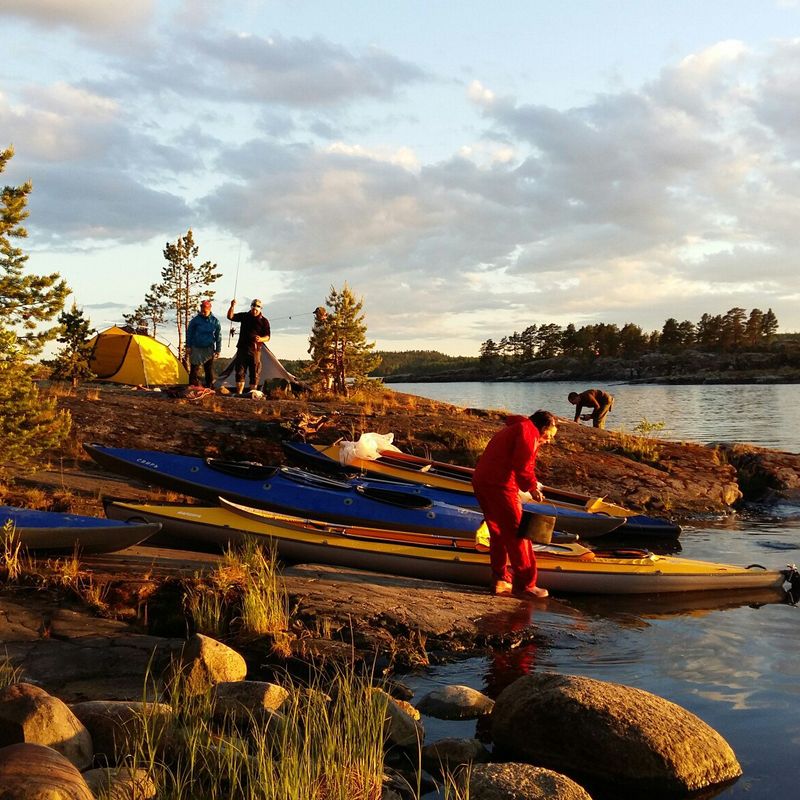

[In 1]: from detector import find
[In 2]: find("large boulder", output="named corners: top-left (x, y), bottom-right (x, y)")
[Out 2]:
top-left (0, 682), bottom-right (93, 770)
top-left (0, 742), bottom-right (94, 800)
top-left (70, 700), bottom-right (172, 764)
top-left (170, 633), bottom-right (247, 694)
top-left (416, 684), bottom-right (494, 719)
top-left (462, 762), bottom-right (592, 800)
top-left (491, 673), bottom-right (741, 797)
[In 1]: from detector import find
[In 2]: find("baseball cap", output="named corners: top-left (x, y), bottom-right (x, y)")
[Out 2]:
top-left (200, 300), bottom-right (212, 310)
top-left (251, 299), bottom-right (263, 309)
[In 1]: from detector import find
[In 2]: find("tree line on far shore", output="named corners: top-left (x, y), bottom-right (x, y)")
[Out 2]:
top-left (478, 308), bottom-right (780, 366)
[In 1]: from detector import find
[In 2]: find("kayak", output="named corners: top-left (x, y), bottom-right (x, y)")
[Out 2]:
top-left (84, 444), bottom-right (485, 537)
top-left (282, 441), bottom-right (681, 539)
top-left (0, 505), bottom-right (160, 554)
top-left (325, 471), bottom-right (623, 539)
top-left (103, 499), bottom-right (797, 596)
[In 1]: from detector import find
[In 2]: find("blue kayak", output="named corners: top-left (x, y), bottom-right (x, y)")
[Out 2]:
top-left (84, 444), bottom-right (486, 537)
top-left (0, 505), bottom-right (160, 553)
top-left (282, 441), bottom-right (681, 540)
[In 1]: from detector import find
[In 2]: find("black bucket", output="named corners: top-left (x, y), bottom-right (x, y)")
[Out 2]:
top-left (518, 511), bottom-right (556, 543)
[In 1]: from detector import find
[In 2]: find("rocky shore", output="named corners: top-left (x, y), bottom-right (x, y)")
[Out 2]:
top-left (2, 383), bottom-right (798, 798)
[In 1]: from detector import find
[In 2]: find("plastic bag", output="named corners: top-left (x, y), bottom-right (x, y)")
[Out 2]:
top-left (337, 432), bottom-right (401, 465)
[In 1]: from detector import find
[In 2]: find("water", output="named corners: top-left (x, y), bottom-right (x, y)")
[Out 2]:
top-left (391, 381), bottom-right (798, 453)
top-left (389, 381), bottom-right (800, 799)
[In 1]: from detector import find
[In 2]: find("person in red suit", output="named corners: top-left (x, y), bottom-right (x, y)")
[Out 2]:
top-left (472, 409), bottom-right (558, 599)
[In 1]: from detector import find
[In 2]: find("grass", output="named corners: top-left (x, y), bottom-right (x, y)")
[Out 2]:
top-left (123, 662), bottom-right (395, 800)
top-left (0, 650), bottom-right (23, 689)
top-left (185, 539), bottom-right (290, 655)
top-left (611, 418), bottom-right (666, 465)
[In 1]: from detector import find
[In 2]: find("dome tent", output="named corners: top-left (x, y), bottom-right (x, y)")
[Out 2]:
top-left (88, 326), bottom-right (188, 387)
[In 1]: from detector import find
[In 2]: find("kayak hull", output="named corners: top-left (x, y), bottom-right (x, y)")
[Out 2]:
top-left (1, 506), bottom-right (160, 554)
top-left (104, 500), bottom-right (788, 596)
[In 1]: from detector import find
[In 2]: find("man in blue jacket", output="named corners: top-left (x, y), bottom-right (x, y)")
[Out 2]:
top-left (186, 299), bottom-right (222, 387)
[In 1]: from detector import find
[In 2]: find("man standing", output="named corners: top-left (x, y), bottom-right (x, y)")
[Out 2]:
top-left (227, 298), bottom-right (271, 394)
top-left (568, 388), bottom-right (614, 429)
top-left (186, 299), bottom-right (221, 387)
top-left (472, 409), bottom-right (558, 600)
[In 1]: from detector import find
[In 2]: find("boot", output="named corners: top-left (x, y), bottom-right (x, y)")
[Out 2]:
top-left (236, 382), bottom-right (245, 395)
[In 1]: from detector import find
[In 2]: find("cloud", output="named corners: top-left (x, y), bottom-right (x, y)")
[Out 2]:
top-left (91, 30), bottom-right (429, 111)
top-left (7, 27), bottom-right (800, 350)
top-left (0, 0), bottom-right (154, 35)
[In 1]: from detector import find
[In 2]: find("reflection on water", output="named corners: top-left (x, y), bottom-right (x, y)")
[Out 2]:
top-left (391, 381), bottom-right (800, 453)
top-left (404, 516), bottom-right (800, 800)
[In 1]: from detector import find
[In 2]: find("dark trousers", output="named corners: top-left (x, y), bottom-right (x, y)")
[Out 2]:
top-left (189, 358), bottom-right (214, 387)
top-left (234, 349), bottom-right (260, 387)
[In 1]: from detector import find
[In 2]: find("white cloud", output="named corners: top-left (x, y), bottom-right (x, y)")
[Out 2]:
top-left (0, 0), bottom-right (155, 34)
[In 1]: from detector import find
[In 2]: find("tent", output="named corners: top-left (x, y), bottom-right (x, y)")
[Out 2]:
top-left (216, 344), bottom-right (305, 390)
top-left (88, 326), bottom-right (189, 386)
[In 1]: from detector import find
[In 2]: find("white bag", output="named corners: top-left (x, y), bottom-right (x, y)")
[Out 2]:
top-left (337, 432), bottom-right (401, 465)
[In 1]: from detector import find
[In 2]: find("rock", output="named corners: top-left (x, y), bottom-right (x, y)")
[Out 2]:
top-left (462, 762), bottom-right (592, 799)
top-left (491, 673), bottom-right (741, 796)
top-left (416, 684), bottom-right (494, 719)
top-left (210, 680), bottom-right (290, 729)
top-left (421, 737), bottom-right (490, 773)
top-left (70, 699), bottom-right (172, 764)
top-left (0, 682), bottom-right (93, 770)
top-left (170, 633), bottom-right (247, 694)
top-left (372, 688), bottom-right (424, 748)
top-left (0, 742), bottom-right (94, 799)
top-left (83, 766), bottom-right (157, 799)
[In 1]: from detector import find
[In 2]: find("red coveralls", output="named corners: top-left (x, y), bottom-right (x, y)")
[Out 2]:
top-left (472, 415), bottom-right (542, 593)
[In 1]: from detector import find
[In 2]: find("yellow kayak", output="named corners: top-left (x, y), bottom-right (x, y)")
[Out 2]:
top-left (104, 500), bottom-right (793, 596)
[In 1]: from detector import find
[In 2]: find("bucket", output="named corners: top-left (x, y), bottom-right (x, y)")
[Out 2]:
top-left (518, 511), bottom-right (556, 544)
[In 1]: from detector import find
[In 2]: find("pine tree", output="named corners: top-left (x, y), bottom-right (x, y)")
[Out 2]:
top-left (155, 230), bottom-right (222, 363)
top-left (0, 146), bottom-right (71, 471)
top-left (308, 285), bottom-right (381, 395)
top-left (50, 302), bottom-right (96, 387)
top-left (123, 283), bottom-right (167, 336)
top-left (0, 327), bottom-right (71, 471)
top-left (0, 147), bottom-right (69, 356)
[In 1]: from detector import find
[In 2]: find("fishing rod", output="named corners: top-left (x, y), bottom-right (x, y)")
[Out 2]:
top-left (228, 243), bottom-right (242, 349)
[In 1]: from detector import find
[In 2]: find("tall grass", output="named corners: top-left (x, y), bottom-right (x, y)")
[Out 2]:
top-left (185, 539), bottom-right (289, 651)
top-left (1, 521), bottom-right (30, 581)
top-left (127, 663), bottom-right (391, 800)
top-left (0, 650), bottom-right (23, 689)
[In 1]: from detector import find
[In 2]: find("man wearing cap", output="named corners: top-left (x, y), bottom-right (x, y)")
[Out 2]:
top-left (227, 298), bottom-right (271, 394)
top-left (186, 300), bottom-right (222, 387)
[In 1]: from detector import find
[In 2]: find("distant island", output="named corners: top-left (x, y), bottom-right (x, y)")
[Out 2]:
top-left (281, 330), bottom-right (800, 385)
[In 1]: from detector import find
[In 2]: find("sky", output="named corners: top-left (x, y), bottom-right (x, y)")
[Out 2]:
top-left (3, 0), bottom-right (800, 360)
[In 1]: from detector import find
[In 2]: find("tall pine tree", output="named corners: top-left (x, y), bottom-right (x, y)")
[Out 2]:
top-left (155, 230), bottom-right (221, 363)
top-left (0, 147), bottom-right (69, 356)
top-left (0, 146), bottom-right (71, 470)
top-left (308, 285), bottom-right (381, 395)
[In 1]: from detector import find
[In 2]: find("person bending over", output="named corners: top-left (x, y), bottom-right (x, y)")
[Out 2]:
top-left (568, 388), bottom-right (614, 429)
top-left (472, 409), bottom-right (558, 600)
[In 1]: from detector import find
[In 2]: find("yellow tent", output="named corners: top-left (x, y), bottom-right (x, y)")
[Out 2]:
top-left (88, 326), bottom-right (188, 386)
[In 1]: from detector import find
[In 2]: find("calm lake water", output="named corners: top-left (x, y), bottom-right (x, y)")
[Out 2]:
top-left (390, 382), bottom-right (800, 799)
top-left (391, 380), bottom-right (798, 453)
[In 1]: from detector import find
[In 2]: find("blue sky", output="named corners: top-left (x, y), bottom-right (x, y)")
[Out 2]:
top-left (3, 0), bottom-right (800, 359)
